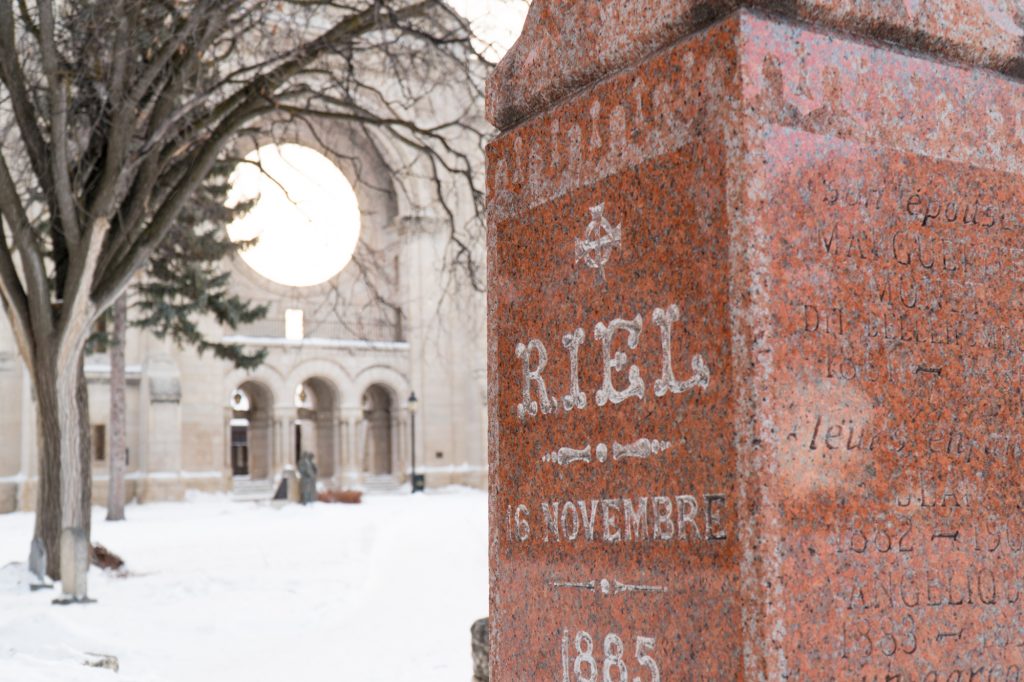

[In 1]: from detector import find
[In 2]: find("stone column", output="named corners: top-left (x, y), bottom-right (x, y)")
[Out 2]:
top-left (404, 413), bottom-right (412, 477)
top-left (356, 413), bottom-right (369, 476)
top-left (487, 2), bottom-right (1024, 678)
top-left (312, 411), bottom-right (334, 479)
top-left (401, 412), bottom-right (412, 481)
top-left (272, 406), bottom-right (294, 476)
top-left (330, 408), bottom-right (341, 484)
top-left (339, 405), bottom-right (362, 489)
top-left (223, 407), bottom-right (233, 478)
top-left (390, 412), bottom-right (402, 480)
top-left (337, 417), bottom-right (348, 479)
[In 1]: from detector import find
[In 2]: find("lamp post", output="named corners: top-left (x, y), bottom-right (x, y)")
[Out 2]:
top-left (408, 391), bottom-right (424, 493)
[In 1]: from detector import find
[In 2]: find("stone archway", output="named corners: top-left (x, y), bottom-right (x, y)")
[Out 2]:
top-left (231, 380), bottom-right (275, 480)
top-left (294, 377), bottom-right (339, 480)
top-left (362, 385), bottom-right (394, 476)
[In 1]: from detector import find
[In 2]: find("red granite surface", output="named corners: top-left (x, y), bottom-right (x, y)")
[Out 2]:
top-left (488, 9), bottom-right (1024, 679)
top-left (488, 0), bottom-right (1024, 130)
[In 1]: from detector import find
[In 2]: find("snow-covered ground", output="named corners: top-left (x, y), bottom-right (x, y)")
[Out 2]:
top-left (0, 488), bottom-right (488, 682)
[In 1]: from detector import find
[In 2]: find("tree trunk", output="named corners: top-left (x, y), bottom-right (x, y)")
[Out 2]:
top-left (32, 359), bottom-right (63, 581)
top-left (31, 347), bottom-right (93, 581)
top-left (78, 360), bottom-right (92, 540)
top-left (56, 351), bottom-right (85, 533)
top-left (107, 294), bottom-right (127, 521)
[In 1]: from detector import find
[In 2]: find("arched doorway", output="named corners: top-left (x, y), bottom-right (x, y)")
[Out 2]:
top-left (230, 381), bottom-right (274, 480)
top-left (294, 378), bottom-right (339, 479)
top-left (362, 385), bottom-right (393, 475)
top-left (229, 388), bottom-right (251, 476)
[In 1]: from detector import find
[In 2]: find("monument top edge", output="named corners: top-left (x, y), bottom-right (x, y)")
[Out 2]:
top-left (486, 0), bottom-right (1024, 131)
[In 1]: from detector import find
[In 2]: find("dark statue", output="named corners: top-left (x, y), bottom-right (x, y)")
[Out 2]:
top-left (298, 451), bottom-right (318, 505)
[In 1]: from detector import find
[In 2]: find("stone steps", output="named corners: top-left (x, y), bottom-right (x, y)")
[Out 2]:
top-left (232, 477), bottom-right (275, 501)
top-left (362, 475), bottom-right (404, 494)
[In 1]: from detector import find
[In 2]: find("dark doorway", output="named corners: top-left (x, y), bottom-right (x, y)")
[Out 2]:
top-left (232, 384), bottom-right (272, 480)
top-left (231, 425), bottom-right (249, 476)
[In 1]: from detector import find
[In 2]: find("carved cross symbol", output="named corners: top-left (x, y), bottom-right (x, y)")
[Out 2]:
top-left (575, 204), bottom-right (621, 284)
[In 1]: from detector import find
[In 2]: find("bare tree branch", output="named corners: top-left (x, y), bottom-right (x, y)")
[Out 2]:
top-left (0, 1), bottom-right (51, 199)
top-left (38, 0), bottom-right (82, 250)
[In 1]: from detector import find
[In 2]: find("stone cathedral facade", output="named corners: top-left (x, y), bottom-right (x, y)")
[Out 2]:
top-left (0, 112), bottom-right (487, 512)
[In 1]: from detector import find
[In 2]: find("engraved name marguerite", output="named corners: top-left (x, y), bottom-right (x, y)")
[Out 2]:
top-left (574, 203), bottom-right (621, 284)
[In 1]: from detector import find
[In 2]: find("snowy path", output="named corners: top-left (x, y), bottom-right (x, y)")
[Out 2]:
top-left (0, 488), bottom-right (487, 682)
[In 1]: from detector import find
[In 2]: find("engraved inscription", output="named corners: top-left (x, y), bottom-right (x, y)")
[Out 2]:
top-left (542, 438), bottom-right (673, 466)
top-left (549, 577), bottom-right (668, 596)
top-left (515, 339), bottom-right (555, 419)
top-left (575, 204), bottom-right (622, 285)
top-left (513, 303), bottom-right (710, 421)
top-left (594, 315), bottom-right (645, 406)
top-left (562, 328), bottom-right (587, 411)
top-left (652, 304), bottom-right (712, 397)
top-left (506, 494), bottom-right (728, 545)
top-left (782, 159), bottom-right (1024, 675)
top-left (558, 629), bottom-right (662, 682)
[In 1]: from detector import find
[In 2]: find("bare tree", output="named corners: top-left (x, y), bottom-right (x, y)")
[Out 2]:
top-left (0, 0), bottom-right (488, 599)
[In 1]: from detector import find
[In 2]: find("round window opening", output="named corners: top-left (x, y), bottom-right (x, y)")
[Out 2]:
top-left (226, 143), bottom-right (361, 287)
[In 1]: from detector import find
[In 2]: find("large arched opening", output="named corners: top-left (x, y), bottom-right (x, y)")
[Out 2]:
top-left (230, 381), bottom-right (275, 480)
top-left (362, 385), bottom-right (395, 476)
top-left (293, 377), bottom-right (339, 479)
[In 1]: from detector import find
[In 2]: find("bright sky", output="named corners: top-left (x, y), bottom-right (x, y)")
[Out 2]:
top-left (226, 3), bottom-right (529, 287)
top-left (448, 0), bottom-right (528, 60)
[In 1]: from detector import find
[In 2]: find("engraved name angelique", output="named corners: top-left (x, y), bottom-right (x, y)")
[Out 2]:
top-left (514, 303), bottom-right (710, 420)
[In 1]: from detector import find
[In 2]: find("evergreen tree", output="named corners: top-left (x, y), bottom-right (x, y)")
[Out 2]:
top-left (132, 162), bottom-right (267, 369)
top-left (105, 164), bottom-right (267, 521)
